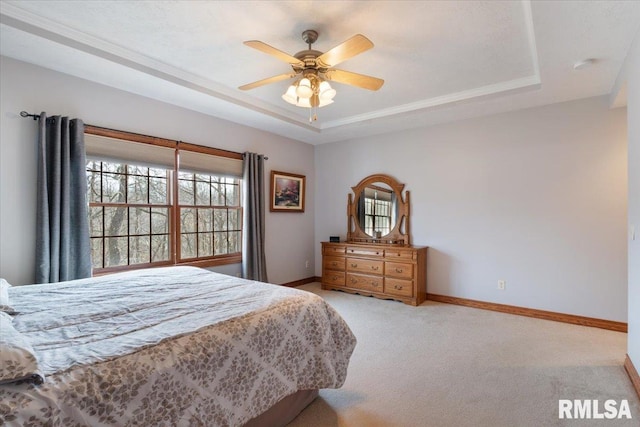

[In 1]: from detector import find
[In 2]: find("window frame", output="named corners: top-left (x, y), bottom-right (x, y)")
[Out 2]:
top-left (87, 161), bottom-right (174, 272)
top-left (85, 126), bottom-right (243, 275)
top-left (176, 172), bottom-right (243, 263)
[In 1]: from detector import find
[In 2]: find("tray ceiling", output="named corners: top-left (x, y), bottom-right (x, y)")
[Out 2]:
top-left (1, 1), bottom-right (639, 144)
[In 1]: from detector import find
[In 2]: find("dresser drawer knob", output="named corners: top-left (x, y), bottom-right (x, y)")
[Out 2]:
top-left (395, 268), bottom-right (403, 273)
top-left (372, 282), bottom-right (378, 287)
top-left (332, 262), bottom-right (338, 267)
top-left (350, 263), bottom-right (358, 268)
top-left (371, 266), bottom-right (379, 271)
top-left (351, 277), bottom-right (357, 284)
top-left (394, 285), bottom-right (403, 290)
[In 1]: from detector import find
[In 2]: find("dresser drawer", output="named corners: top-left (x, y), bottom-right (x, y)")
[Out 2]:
top-left (323, 256), bottom-right (345, 271)
top-left (385, 261), bottom-right (414, 280)
top-left (385, 278), bottom-right (414, 297)
top-left (346, 247), bottom-right (383, 257)
top-left (346, 273), bottom-right (383, 293)
top-left (323, 271), bottom-right (345, 286)
top-left (346, 258), bottom-right (383, 275)
top-left (324, 245), bottom-right (346, 255)
top-left (384, 249), bottom-right (415, 260)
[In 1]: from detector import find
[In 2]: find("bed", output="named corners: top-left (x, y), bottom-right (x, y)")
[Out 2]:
top-left (0, 266), bottom-right (357, 426)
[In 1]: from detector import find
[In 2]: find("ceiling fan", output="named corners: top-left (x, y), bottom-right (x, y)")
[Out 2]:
top-left (239, 30), bottom-right (384, 121)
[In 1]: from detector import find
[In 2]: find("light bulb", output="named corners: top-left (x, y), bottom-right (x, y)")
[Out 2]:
top-left (296, 78), bottom-right (313, 98)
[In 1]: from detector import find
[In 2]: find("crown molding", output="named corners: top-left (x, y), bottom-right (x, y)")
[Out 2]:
top-left (0, 1), bottom-right (320, 133)
top-left (321, 0), bottom-right (541, 130)
top-left (1, 0), bottom-right (542, 137)
top-left (321, 75), bottom-right (541, 130)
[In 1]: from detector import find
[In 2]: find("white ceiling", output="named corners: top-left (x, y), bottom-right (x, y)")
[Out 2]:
top-left (1, 0), bottom-right (639, 145)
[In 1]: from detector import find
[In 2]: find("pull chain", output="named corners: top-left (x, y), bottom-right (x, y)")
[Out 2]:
top-left (309, 106), bottom-right (318, 122)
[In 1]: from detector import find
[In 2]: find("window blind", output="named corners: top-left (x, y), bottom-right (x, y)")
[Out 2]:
top-left (84, 133), bottom-right (176, 169)
top-left (179, 150), bottom-right (243, 178)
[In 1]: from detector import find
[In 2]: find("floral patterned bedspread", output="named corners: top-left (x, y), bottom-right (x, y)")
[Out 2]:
top-left (0, 267), bottom-right (356, 426)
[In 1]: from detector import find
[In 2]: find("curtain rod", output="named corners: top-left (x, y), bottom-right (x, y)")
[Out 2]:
top-left (21, 111), bottom-right (268, 160)
top-left (20, 111), bottom-right (39, 120)
top-left (243, 153), bottom-right (269, 160)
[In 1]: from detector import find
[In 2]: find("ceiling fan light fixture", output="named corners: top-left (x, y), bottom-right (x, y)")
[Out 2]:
top-left (242, 29), bottom-right (383, 122)
top-left (318, 98), bottom-right (334, 107)
top-left (296, 78), bottom-right (313, 98)
top-left (296, 97), bottom-right (312, 108)
top-left (282, 84), bottom-right (298, 104)
top-left (319, 81), bottom-right (336, 101)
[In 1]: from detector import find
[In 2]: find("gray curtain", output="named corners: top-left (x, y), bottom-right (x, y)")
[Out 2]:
top-left (242, 152), bottom-right (268, 281)
top-left (35, 113), bottom-right (92, 283)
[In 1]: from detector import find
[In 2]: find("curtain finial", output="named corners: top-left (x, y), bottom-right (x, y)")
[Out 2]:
top-left (20, 111), bottom-right (39, 121)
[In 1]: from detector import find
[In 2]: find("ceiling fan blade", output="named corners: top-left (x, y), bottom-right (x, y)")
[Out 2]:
top-left (239, 73), bottom-right (296, 90)
top-left (316, 34), bottom-right (374, 68)
top-left (243, 40), bottom-right (304, 67)
top-left (325, 69), bottom-right (384, 91)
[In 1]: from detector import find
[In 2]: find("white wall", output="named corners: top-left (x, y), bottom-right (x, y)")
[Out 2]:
top-left (626, 31), bottom-right (640, 371)
top-left (0, 56), bottom-right (315, 286)
top-left (315, 96), bottom-right (628, 322)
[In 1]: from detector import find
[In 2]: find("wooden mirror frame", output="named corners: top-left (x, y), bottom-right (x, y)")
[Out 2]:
top-left (347, 174), bottom-right (411, 245)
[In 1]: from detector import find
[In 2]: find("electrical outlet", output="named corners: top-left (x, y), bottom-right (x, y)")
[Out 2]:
top-left (498, 280), bottom-right (506, 290)
top-left (305, 260), bottom-right (310, 268)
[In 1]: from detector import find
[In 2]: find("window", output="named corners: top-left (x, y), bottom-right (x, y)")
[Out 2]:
top-left (84, 127), bottom-right (243, 274)
top-left (177, 172), bottom-right (241, 261)
top-left (87, 162), bottom-right (172, 270)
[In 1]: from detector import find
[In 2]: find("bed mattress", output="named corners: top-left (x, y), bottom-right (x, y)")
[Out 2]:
top-left (0, 266), bottom-right (356, 426)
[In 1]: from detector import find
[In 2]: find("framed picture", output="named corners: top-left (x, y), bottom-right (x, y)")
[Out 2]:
top-left (270, 170), bottom-right (305, 212)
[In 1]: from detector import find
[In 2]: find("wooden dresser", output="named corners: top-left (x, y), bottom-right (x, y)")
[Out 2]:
top-left (322, 241), bottom-right (427, 306)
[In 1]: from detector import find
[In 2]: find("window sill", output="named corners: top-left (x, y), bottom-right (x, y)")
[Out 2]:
top-left (176, 254), bottom-right (242, 268)
top-left (92, 254), bottom-right (242, 276)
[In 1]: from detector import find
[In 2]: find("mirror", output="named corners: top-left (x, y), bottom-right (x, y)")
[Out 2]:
top-left (357, 183), bottom-right (395, 237)
top-left (347, 174), bottom-right (410, 245)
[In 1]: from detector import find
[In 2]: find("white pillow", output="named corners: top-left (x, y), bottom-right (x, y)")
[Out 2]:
top-left (0, 312), bottom-right (44, 385)
top-left (0, 278), bottom-right (17, 314)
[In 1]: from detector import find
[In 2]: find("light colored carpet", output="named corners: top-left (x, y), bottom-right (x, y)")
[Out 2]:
top-left (288, 283), bottom-right (639, 427)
